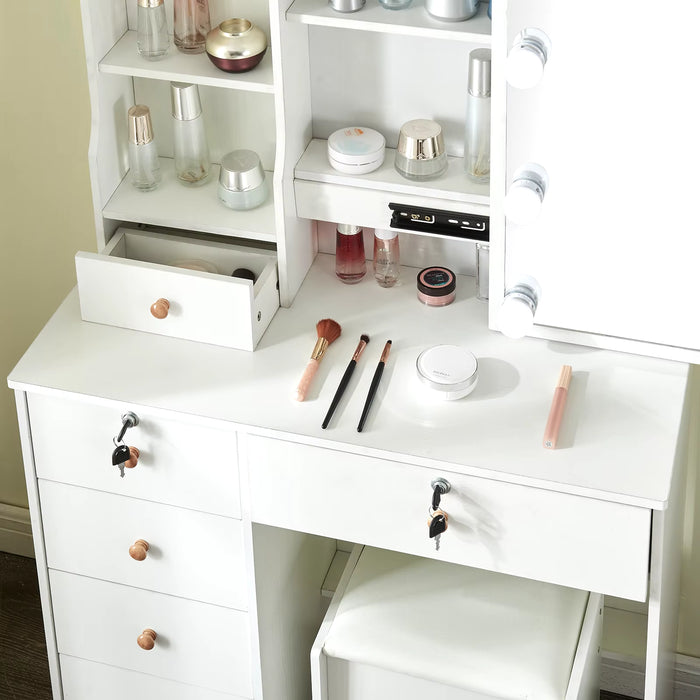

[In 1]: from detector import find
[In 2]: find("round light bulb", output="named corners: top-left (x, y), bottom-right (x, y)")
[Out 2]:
top-left (499, 281), bottom-right (540, 339)
top-left (506, 29), bottom-right (551, 90)
top-left (505, 180), bottom-right (543, 225)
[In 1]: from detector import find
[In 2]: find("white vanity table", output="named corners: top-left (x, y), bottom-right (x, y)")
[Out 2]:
top-left (9, 255), bottom-right (691, 699)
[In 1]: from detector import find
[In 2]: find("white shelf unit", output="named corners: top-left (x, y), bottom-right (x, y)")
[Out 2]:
top-left (285, 0), bottom-right (493, 259)
top-left (79, 0), bottom-right (316, 307)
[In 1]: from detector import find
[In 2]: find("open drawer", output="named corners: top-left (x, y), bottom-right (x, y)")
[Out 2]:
top-left (76, 227), bottom-right (279, 350)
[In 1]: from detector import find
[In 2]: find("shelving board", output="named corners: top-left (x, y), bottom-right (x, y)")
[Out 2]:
top-left (286, 0), bottom-right (492, 43)
top-left (100, 31), bottom-right (275, 93)
top-left (295, 140), bottom-right (489, 232)
top-left (295, 138), bottom-right (489, 204)
top-left (103, 159), bottom-right (277, 243)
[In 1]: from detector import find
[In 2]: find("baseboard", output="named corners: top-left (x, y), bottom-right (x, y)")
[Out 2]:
top-left (602, 651), bottom-right (700, 699)
top-left (0, 503), bottom-right (34, 558)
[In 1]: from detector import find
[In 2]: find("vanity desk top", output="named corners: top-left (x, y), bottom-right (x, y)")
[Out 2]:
top-left (9, 254), bottom-right (689, 511)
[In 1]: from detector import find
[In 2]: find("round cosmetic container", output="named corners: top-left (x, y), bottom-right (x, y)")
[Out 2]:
top-left (218, 150), bottom-right (268, 210)
top-left (329, 0), bottom-right (365, 11)
top-left (425, 0), bottom-right (479, 21)
top-left (205, 19), bottom-right (267, 73)
top-left (327, 127), bottom-right (386, 175)
top-left (416, 345), bottom-right (479, 400)
top-left (416, 266), bottom-right (456, 306)
top-left (395, 119), bottom-right (448, 181)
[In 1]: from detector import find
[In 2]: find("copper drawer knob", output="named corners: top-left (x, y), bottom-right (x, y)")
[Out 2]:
top-left (129, 539), bottom-right (150, 561)
top-left (125, 446), bottom-right (140, 469)
top-left (150, 298), bottom-right (170, 319)
top-left (137, 628), bottom-right (157, 650)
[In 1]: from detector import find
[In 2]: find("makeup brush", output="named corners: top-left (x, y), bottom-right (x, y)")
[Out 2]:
top-left (295, 318), bottom-right (342, 402)
top-left (357, 339), bottom-right (392, 432)
top-left (321, 334), bottom-right (370, 429)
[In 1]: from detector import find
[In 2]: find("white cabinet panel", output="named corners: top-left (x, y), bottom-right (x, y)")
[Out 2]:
top-left (40, 480), bottom-right (247, 610)
top-left (28, 393), bottom-right (240, 517)
top-left (247, 436), bottom-right (651, 600)
top-left (504, 1), bottom-right (700, 353)
top-left (50, 570), bottom-right (252, 697)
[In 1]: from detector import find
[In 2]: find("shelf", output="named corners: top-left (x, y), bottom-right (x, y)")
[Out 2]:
top-left (286, 0), bottom-right (491, 43)
top-left (295, 138), bottom-right (489, 204)
top-left (103, 159), bottom-right (277, 243)
top-left (294, 140), bottom-right (488, 231)
top-left (100, 31), bottom-right (275, 93)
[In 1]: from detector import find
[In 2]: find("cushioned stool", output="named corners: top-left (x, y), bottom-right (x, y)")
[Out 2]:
top-left (312, 547), bottom-right (602, 700)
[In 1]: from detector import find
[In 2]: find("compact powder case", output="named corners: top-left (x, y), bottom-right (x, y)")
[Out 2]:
top-left (327, 127), bottom-right (386, 174)
top-left (416, 345), bottom-right (479, 400)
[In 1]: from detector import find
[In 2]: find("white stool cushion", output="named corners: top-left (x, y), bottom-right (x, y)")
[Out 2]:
top-left (323, 548), bottom-right (588, 700)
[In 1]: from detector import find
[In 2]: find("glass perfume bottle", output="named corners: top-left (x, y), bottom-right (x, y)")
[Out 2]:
top-left (373, 229), bottom-right (400, 288)
top-left (170, 82), bottom-right (210, 186)
top-left (136, 0), bottom-right (169, 60)
top-left (335, 224), bottom-right (366, 283)
top-left (464, 48), bottom-right (492, 182)
top-left (174, 0), bottom-right (211, 54)
top-left (127, 105), bottom-right (161, 191)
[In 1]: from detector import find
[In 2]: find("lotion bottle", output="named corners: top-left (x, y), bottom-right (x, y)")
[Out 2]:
top-left (464, 48), bottom-right (492, 182)
top-left (171, 82), bottom-right (210, 186)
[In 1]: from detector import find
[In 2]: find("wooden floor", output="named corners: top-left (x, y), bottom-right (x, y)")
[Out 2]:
top-left (0, 550), bottom-right (630, 700)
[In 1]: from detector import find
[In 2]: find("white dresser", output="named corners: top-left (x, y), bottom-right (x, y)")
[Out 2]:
top-left (9, 256), bottom-right (692, 699)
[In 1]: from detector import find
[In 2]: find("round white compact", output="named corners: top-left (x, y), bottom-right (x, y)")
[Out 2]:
top-left (327, 127), bottom-right (386, 174)
top-left (416, 345), bottom-right (478, 401)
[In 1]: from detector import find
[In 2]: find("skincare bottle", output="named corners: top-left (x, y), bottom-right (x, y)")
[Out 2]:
top-left (174, 0), bottom-right (211, 54)
top-left (171, 82), bottom-right (210, 186)
top-left (136, 0), bottom-right (169, 60)
top-left (373, 230), bottom-right (400, 288)
top-left (127, 105), bottom-right (161, 191)
top-left (335, 225), bottom-right (366, 284)
top-left (464, 48), bottom-right (492, 182)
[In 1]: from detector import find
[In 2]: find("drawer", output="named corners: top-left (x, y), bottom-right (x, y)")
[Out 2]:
top-left (247, 437), bottom-right (651, 601)
top-left (50, 570), bottom-right (252, 697)
top-left (28, 393), bottom-right (239, 517)
top-left (60, 655), bottom-right (244, 700)
top-left (75, 227), bottom-right (279, 350)
top-left (40, 480), bottom-right (247, 609)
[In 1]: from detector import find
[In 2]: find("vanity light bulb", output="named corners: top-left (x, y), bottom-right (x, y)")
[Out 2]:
top-left (506, 28), bottom-right (551, 90)
top-left (499, 281), bottom-right (540, 339)
top-left (505, 164), bottom-right (549, 226)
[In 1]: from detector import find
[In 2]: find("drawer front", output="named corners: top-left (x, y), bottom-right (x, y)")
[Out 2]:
top-left (40, 480), bottom-right (247, 609)
top-left (247, 437), bottom-right (651, 601)
top-left (61, 655), bottom-right (244, 700)
top-left (76, 228), bottom-right (279, 351)
top-left (50, 570), bottom-right (252, 697)
top-left (29, 393), bottom-right (240, 517)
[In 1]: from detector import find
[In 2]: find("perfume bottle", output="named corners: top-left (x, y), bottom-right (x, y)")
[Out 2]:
top-left (170, 82), bottom-right (210, 186)
top-left (335, 225), bottom-right (366, 283)
top-left (136, 0), bottom-right (169, 60)
top-left (127, 105), bottom-right (161, 191)
top-left (464, 48), bottom-right (492, 182)
top-left (373, 230), bottom-right (400, 288)
top-left (174, 0), bottom-right (211, 54)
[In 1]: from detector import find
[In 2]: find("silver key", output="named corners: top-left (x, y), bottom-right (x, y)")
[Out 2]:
top-left (434, 533), bottom-right (441, 551)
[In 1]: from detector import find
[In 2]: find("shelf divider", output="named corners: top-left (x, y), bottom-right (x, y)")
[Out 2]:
top-left (103, 159), bottom-right (277, 243)
top-left (286, 0), bottom-right (492, 43)
top-left (100, 31), bottom-right (276, 93)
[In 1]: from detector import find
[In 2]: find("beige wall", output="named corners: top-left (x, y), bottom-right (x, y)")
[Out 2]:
top-left (1, 0), bottom-right (699, 661)
top-left (0, 2), bottom-right (95, 508)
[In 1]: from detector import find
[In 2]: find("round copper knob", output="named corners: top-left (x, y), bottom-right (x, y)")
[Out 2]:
top-left (129, 539), bottom-right (149, 561)
top-left (137, 628), bottom-right (157, 650)
top-left (150, 298), bottom-right (170, 319)
top-left (125, 446), bottom-right (140, 469)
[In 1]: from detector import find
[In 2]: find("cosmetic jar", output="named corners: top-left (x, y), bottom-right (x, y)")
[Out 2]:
top-left (416, 345), bottom-right (479, 400)
top-left (327, 127), bottom-right (386, 175)
top-left (425, 0), bottom-right (479, 22)
top-left (205, 19), bottom-right (267, 73)
top-left (329, 0), bottom-right (365, 11)
top-left (416, 266), bottom-right (456, 306)
top-left (218, 150), bottom-right (268, 210)
top-left (378, 0), bottom-right (413, 8)
top-left (395, 119), bottom-right (448, 181)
